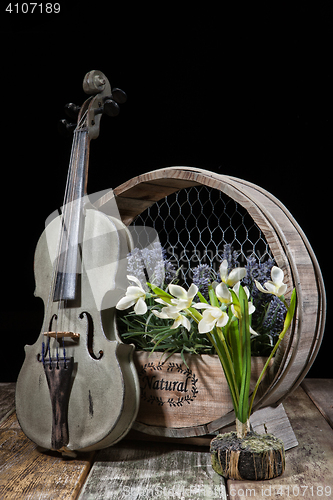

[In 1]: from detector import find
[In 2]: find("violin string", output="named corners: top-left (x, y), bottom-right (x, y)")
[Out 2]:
top-left (41, 130), bottom-right (79, 364)
top-left (56, 129), bottom-right (81, 357)
top-left (54, 107), bottom-right (90, 361)
top-left (40, 131), bottom-right (78, 363)
top-left (41, 106), bottom-right (90, 364)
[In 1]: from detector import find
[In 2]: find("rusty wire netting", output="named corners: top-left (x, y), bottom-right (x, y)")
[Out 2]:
top-left (130, 185), bottom-right (273, 285)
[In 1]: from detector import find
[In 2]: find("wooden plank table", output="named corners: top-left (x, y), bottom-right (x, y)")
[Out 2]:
top-left (0, 380), bottom-right (332, 499)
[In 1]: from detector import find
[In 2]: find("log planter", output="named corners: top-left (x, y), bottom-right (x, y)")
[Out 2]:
top-left (95, 166), bottom-right (326, 436)
top-left (210, 430), bottom-right (285, 480)
top-left (132, 351), bottom-right (270, 438)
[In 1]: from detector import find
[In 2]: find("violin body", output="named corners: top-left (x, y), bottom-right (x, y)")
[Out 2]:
top-left (16, 209), bottom-right (139, 451)
top-left (16, 208), bottom-right (140, 452)
top-left (16, 71), bottom-right (140, 453)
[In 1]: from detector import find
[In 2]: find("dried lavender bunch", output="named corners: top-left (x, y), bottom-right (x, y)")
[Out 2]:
top-left (192, 263), bottom-right (216, 300)
top-left (127, 247), bottom-right (148, 291)
top-left (218, 244), bottom-right (240, 273)
top-left (262, 295), bottom-right (287, 337)
top-left (126, 243), bottom-right (177, 291)
top-left (243, 255), bottom-right (275, 299)
top-left (141, 242), bottom-right (165, 287)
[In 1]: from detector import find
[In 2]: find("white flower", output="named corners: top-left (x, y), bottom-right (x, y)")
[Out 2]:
top-left (219, 260), bottom-right (247, 286)
top-left (166, 283), bottom-right (198, 310)
top-left (231, 282), bottom-right (257, 335)
top-left (231, 282), bottom-right (256, 317)
top-left (255, 266), bottom-right (288, 297)
top-left (152, 306), bottom-right (191, 331)
top-left (215, 281), bottom-right (232, 304)
top-left (116, 275), bottom-right (147, 315)
top-left (192, 303), bottom-right (229, 333)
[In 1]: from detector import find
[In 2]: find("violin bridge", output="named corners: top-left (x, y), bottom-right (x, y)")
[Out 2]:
top-left (44, 331), bottom-right (80, 340)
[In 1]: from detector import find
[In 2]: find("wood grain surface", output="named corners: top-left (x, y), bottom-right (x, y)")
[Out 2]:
top-left (0, 412), bottom-right (94, 500)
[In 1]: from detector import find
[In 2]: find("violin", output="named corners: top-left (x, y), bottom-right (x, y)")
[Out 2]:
top-left (16, 70), bottom-right (140, 454)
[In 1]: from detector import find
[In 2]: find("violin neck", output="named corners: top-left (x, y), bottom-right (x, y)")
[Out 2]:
top-left (53, 128), bottom-right (90, 302)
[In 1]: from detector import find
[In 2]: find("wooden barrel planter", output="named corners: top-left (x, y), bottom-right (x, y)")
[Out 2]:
top-left (102, 166), bottom-right (326, 437)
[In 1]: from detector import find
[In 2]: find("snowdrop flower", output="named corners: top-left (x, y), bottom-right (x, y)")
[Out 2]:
top-left (164, 283), bottom-right (198, 310)
top-left (152, 306), bottom-right (191, 331)
top-left (215, 281), bottom-right (232, 304)
top-left (255, 266), bottom-right (287, 297)
top-left (219, 260), bottom-right (247, 286)
top-left (231, 282), bottom-right (258, 336)
top-left (192, 303), bottom-right (229, 333)
top-left (231, 282), bottom-right (256, 317)
top-left (116, 275), bottom-right (147, 315)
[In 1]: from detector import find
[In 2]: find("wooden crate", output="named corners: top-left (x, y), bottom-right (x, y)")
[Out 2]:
top-left (132, 352), bottom-right (269, 437)
top-left (97, 166), bottom-right (326, 436)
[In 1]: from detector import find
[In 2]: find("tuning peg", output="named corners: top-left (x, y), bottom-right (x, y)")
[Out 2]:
top-left (102, 99), bottom-right (120, 117)
top-left (64, 103), bottom-right (81, 120)
top-left (94, 98), bottom-right (120, 118)
top-left (58, 119), bottom-right (76, 137)
top-left (111, 88), bottom-right (127, 104)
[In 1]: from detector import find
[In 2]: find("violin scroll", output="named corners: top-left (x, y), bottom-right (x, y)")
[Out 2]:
top-left (83, 70), bottom-right (109, 95)
top-left (59, 70), bottom-right (127, 140)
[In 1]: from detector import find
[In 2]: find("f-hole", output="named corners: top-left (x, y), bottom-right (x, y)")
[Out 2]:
top-left (79, 311), bottom-right (104, 360)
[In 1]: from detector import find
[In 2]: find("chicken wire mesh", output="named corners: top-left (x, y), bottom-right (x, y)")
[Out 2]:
top-left (130, 185), bottom-right (273, 286)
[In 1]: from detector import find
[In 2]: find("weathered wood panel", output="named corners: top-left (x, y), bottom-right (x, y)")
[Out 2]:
top-left (249, 403), bottom-right (298, 450)
top-left (0, 412), bottom-right (94, 500)
top-left (78, 441), bottom-right (226, 500)
top-left (228, 386), bottom-right (333, 499)
top-left (301, 378), bottom-right (333, 429)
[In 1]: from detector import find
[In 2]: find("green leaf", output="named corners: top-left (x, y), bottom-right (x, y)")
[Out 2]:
top-left (147, 283), bottom-right (173, 302)
top-left (238, 285), bottom-right (251, 424)
top-left (197, 291), bottom-right (209, 304)
top-left (208, 286), bottom-right (219, 307)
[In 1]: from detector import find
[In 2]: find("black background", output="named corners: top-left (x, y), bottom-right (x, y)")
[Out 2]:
top-left (1, 3), bottom-right (331, 381)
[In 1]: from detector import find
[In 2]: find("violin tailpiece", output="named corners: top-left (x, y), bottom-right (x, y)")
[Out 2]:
top-left (43, 357), bottom-right (74, 451)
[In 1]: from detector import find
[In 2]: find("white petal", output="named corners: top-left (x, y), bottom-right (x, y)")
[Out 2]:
top-left (219, 260), bottom-right (229, 282)
top-left (127, 275), bottom-right (144, 288)
top-left (126, 286), bottom-right (145, 299)
top-left (227, 267), bottom-right (247, 286)
top-left (210, 307), bottom-right (223, 319)
top-left (215, 282), bottom-right (231, 303)
top-left (161, 306), bottom-right (180, 319)
top-left (134, 297), bottom-right (147, 315)
top-left (192, 302), bottom-right (214, 309)
top-left (232, 282), bottom-right (240, 296)
top-left (116, 296), bottom-right (136, 310)
top-left (276, 283), bottom-right (288, 296)
top-left (248, 302), bottom-right (256, 315)
top-left (171, 298), bottom-right (190, 310)
top-left (250, 326), bottom-right (259, 336)
top-left (168, 284), bottom-right (187, 300)
top-left (187, 283), bottom-right (199, 299)
top-left (263, 281), bottom-right (277, 294)
top-left (155, 298), bottom-right (170, 306)
top-left (271, 266), bottom-right (284, 285)
top-left (180, 315), bottom-right (191, 331)
top-left (198, 318), bottom-right (216, 333)
top-left (255, 280), bottom-right (270, 294)
top-left (152, 309), bottom-right (170, 319)
top-left (216, 312), bottom-right (229, 328)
